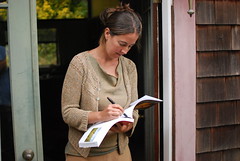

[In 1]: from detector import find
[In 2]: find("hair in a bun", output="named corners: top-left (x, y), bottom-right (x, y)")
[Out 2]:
top-left (99, 3), bottom-right (142, 45)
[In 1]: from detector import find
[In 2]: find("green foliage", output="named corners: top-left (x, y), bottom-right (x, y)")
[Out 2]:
top-left (36, 0), bottom-right (88, 19)
top-left (0, 0), bottom-right (88, 66)
top-left (0, 8), bottom-right (7, 21)
top-left (38, 43), bottom-right (57, 65)
top-left (0, 0), bottom-right (88, 20)
top-left (36, 0), bottom-right (89, 65)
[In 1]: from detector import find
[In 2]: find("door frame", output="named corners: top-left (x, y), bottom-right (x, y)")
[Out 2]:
top-left (6, 0), bottom-right (43, 160)
top-left (140, 0), bottom-right (173, 160)
top-left (161, 0), bottom-right (173, 161)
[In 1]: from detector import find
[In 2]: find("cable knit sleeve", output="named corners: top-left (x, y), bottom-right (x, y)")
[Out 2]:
top-left (61, 54), bottom-right (90, 132)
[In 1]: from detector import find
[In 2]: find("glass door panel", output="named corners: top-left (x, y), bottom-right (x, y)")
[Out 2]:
top-left (0, 13), bottom-right (15, 161)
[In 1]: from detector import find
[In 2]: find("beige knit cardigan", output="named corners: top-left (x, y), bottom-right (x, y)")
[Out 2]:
top-left (61, 51), bottom-right (139, 158)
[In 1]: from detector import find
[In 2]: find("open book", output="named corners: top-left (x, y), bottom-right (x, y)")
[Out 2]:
top-left (79, 95), bottom-right (162, 148)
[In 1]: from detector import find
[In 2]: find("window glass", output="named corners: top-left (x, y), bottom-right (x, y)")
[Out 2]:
top-left (0, 6), bottom-right (15, 161)
top-left (0, 1), bottom-right (7, 21)
top-left (36, 0), bottom-right (88, 66)
top-left (38, 28), bottom-right (57, 66)
top-left (36, 0), bottom-right (88, 19)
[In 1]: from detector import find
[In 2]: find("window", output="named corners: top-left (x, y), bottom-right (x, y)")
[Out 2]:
top-left (36, 0), bottom-right (88, 20)
top-left (36, 0), bottom-right (88, 66)
top-left (38, 28), bottom-right (57, 66)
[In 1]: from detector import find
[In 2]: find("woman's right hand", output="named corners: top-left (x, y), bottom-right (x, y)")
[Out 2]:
top-left (88, 104), bottom-right (124, 124)
top-left (100, 104), bottom-right (124, 121)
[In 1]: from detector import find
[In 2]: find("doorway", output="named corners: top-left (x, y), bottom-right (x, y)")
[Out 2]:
top-left (0, 0), bottom-right (163, 161)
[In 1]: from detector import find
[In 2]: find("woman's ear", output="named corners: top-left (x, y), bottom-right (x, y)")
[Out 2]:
top-left (104, 27), bottom-right (111, 40)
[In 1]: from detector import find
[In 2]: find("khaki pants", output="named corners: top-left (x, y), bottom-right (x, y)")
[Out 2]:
top-left (66, 146), bottom-right (132, 161)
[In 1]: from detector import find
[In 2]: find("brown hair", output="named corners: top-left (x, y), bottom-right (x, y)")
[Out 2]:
top-left (99, 3), bottom-right (142, 47)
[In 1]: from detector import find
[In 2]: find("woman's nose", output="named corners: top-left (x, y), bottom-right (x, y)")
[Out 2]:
top-left (120, 47), bottom-right (129, 55)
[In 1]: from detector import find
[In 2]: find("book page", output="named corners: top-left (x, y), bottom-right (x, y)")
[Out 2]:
top-left (124, 95), bottom-right (162, 116)
top-left (79, 117), bottom-right (133, 148)
top-left (79, 95), bottom-right (162, 148)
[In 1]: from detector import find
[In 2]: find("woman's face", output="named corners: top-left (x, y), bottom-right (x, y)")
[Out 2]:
top-left (104, 28), bottom-right (139, 59)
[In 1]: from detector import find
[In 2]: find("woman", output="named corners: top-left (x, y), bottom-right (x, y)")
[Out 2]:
top-left (61, 3), bottom-right (142, 161)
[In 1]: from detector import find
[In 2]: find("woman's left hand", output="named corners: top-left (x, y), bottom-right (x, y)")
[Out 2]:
top-left (110, 122), bottom-right (133, 133)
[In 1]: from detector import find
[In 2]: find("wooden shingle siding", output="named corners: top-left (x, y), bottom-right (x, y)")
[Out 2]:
top-left (196, 149), bottom-right (240, 161)
top-left (196, 0), bottom-right (240, 24)
top-left (196, 0), bottom-right (215, 24)
top-left (196, 101), bottom-right (240, 128)
top-left (197, 125), bottom-right (240, 153)
top-left (197, 77), bottom-right (240, 102)
top-left (197, 51), bottom-right (240, 77)
top-left (232, 26), bottom-right (240, 49)
top-left (215, 0), bottom-right (239, 24)
top-left (197, 26), bottom-right (240, 51)
top-left (196, 0), bottom-right (240, 159)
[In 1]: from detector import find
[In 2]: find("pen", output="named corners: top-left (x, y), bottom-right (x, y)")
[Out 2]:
top-left (107, 97), bottom-right (115, 104)
top-left (107, 97), bottom-right (130, 118)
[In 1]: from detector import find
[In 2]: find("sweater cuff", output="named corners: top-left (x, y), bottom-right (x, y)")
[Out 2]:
top-left (79, 111), bottom-right (91, 131)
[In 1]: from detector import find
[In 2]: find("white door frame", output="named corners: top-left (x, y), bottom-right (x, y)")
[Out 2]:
top-left (162, 0), bottom-right (173, 161)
